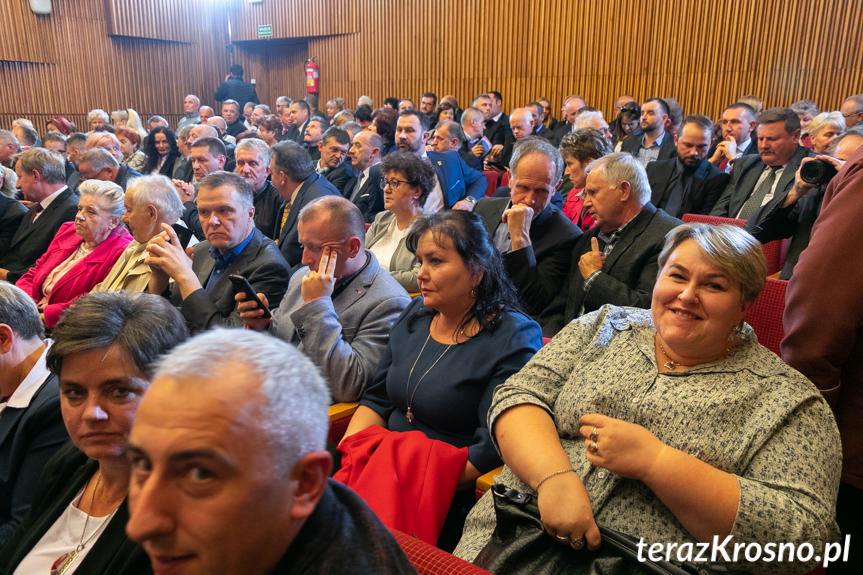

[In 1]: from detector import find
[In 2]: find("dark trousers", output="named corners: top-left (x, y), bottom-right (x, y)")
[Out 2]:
top-left (828, 482), bottom-right (863, 574)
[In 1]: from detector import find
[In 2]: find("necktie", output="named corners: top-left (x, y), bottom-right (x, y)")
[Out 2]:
top-left (276, 200), bottom-right (292, 243)
top-left (738, 166), bottom-right (780, 220)
top-left (350, 172), bottom-right (366, 201)
top-left (30, 204), bottom-right (44, 223)
top-left (718, 157), bottom-right (729, 172)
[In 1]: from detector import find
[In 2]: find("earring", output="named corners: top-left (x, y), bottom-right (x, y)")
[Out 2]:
top-left (470, 287), bottom-right (477, 298)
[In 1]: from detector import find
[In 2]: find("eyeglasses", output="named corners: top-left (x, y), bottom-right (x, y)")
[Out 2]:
top-left (380, 178), bottom-right (411, 190)
top-left (843, 110), bottom-right (863, 118)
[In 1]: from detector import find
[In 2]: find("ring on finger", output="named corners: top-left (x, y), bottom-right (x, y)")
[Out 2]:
top-left (555, 534), bottom-right (569, 542)
top-left (589, 427), bottom-right (599, 441)
top-left (588, 441), bottom-right (599, 454)
top-left (570, 537), bottom-right (585, 550)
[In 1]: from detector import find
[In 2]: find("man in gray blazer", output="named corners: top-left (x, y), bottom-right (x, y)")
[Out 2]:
top-left (239, 196), bottom-right (410, 403)
top-left (540, 152), bottom-right (682, 336)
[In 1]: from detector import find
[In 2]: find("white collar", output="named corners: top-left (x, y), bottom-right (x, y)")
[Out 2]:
top-left (3, 343), bottom-right (51, 410)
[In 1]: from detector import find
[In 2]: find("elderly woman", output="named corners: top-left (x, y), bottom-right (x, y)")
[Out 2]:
top-left (455, 223), bottom-right (841, 574)
top-left (115, 127), bottom-right (148, 173)
top-left (257, 114), bottom-right (285, 147)
top-left (344, 210), bottom-right (543, 548)
top-left (559, 129), bottom-right (612, 231)
top-left (365, 151), bottom-right (434, 292)
top-left (0, 292), bottom-right (188, 574)
top-left (86, 109), bottom-right (109, 132)
top-left (326, 97), bottom-right (346, 119)
top-left (46, 116), bottom-right (74, 136)
top-left (807, 111), bottom-right (845, 155)
top-left (15, 180), bottom-right (132, 328)
top-left (142, 126), bottom-right (180, 176)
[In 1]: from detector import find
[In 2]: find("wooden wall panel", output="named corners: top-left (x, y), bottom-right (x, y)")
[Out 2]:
top-left (229, 0), bottom-right (358, 41)
top-left (0, 0), bottom-right (55, 63)
top-left (105, 0), bottom-right (196, 43)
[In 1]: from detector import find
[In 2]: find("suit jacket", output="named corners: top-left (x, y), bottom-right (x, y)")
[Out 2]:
top-left (323, 162), bottom-right (356, 196)
top-left (0, 195), bottom-right (27, 256)
top-left (474, 198), bottom-right (581, 317)
top-left (540, 203), bottom-right (682, 337)
top-left (346, 163), bottom-right (384, 223)
top-left (271, 251), bottom-right (410, 402)
top-left (277, 173), bottom-right (341, 268)
top-left (253, 180), bottom-right (284, 239)
top-left (458, 143), bottom-right (483, 170)
top-left (484, 114), bottom-right (511, 147)
top-left (114, 164), bottom-right (142, 190)
top-left (710, 146), bottom-right (812, 219)
top-left (0, 188), bottom-right (79, 283)
top-left (365, 210), bottom-right (420, 292)
top-left (0, 443), bottom-right (151, 575)
top-left (173, 228), bottom-right (291, 332)
top-left (550, 121), bottom-right (573, 147)
top-left (0, 372), bottom-right (67, 545)
top-left (15, 222), bottom-right (132, 328)
top-left (426, 150), bottom-right (486, 208)
top-left (619, 131), bottom-right (677, 163)
top-left (213, 77), bottom-right (259, 105)
top-left (533, 124), bottom-right (553, 141)
top-left (646, 157), bottom-right (729, 218)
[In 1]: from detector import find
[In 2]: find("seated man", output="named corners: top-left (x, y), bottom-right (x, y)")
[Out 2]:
top-left (178, 135), bottom-right (229, 241)
top-left (126, 329), bottom-right (416, 575)
top-left (234, 138), bottom-right (283, 239)
top-left (76, 148), bottom-right (142, 191)
top-left (0, 282), bottom-right (68, 544)
top-left (473, 138), bottom-right (581, 318)
top-left (92, 175), bottom-right (192, 293)
top-left (147, 171), bottom-right (291, 332)
top-left (0, 149), bottom-right (79, 283)
top-left (646, 114), bottom-right (729, 218)
top-left (540, 152), bottom-right (682, 336)
top-left (239, 196), bottom-right (410, 402)
top-left (316, 127), bottom-right (355, 196)
top-left (346, 130), bottom-right (385, 222)
top-left (304, 116), bottom-right (327, 161)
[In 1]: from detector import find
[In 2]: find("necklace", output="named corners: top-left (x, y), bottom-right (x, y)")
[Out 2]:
top-left (655, 334), bottom-right (732, 371)
top-left (404, 317), bottom-right (461, 424)
top-left (49, 472), bottom-right (117, 575)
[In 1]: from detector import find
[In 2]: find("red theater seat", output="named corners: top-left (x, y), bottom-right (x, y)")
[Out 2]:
top-left (391, 529), bottom-right (491, 574)
top-left (680, 214), bottom-right (785, 276)
top-left (744, 277), bottom-right (787, 356)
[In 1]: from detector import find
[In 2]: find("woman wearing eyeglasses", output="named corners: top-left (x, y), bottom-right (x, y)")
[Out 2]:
top-left (365, 151), bottom-right (435, 292)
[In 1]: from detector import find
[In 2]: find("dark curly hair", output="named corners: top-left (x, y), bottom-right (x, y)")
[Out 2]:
top-left (258, 114), bottom-right (286, 141)
top-left (405, 210), bottom-right (521, 333)
top-left (380, 151), bottom-right (436, 207)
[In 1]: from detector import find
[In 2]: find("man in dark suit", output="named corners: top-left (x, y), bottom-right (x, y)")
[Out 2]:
top-left (0, 193), bottom-right (27, 255)
top-left (540, 152), bottom-right (682, 336)
top-left (76, 148), bottom-right (142, 191)
top-left (619, 97), bottom-right (677, 167)
top-left (315, 127), bottom-right (354, 196)
top-left (146, 172), bottom-right (291, 333)
top-left (711, 108), bottom-right (813, 220)
top-left (214, 64), bottom-right (259, 106)
top-left (234, 138), bottom-right (283, 239)
top-left (395, 109), bottom-right (486, 212)
top-left (707, 102), bottom-right (758, 173)
top-left (527, 101), bottom-right (553, 140)
top-left (304, 116), bottom-right (327, 162)
top-left (270, 140), bottom-right (340, 268)
top-left (287, 100), bottom-right (311, 144)
top-left (0, 149), bottom-right (79, 283)
top-left (550, 95), bottom-right (587, 147)
top-left (646, 115), bottom-right (729, 218)
top-left (346, 130), bottom-right (384, 222)
top-left (484, 91), bottom-right (512, 148)
top-left (0, 283), bottom-right (68, 544)
top-left (220, 100), bottom-right (246, 139)
top-left (474, 138), bottom-right (581, 318)
top-left (460, 107), bottom-right (490, 169)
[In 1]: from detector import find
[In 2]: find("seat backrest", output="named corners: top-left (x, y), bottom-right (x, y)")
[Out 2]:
top-left (680, 213), bottom-right (745, 228)
top-left (391, 529), bottom-right (492, 575)
top-left (679, 214), bottom-right (785, 276)
top-left (500, 171), bottom-right (510, 188)
top-left (482, 170), bottom-right (499, 197)
top-left (744, 277), bottom-right (788, 356)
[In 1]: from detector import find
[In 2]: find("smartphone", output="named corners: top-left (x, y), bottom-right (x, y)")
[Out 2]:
top-left (228, 274), bottom-right (271, 319)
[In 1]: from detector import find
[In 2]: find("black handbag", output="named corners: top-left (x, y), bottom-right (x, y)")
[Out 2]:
top-left (473, 484), bottom-right (702, 575)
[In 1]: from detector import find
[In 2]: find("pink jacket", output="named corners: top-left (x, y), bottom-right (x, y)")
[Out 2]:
top-left (16, 221), bottom-right (132, 328)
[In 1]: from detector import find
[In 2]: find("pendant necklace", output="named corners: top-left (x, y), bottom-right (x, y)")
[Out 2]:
top-left (404, 317), bottom-right (460, 423)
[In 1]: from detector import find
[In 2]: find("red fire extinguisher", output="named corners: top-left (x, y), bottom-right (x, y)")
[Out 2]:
top-left (305, 58), bottom-right (319, 94)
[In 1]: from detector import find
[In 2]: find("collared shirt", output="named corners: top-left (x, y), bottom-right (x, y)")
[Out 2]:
top-left (350, 165), bottom-right (373, 202)
top-left (735, 164), bottom-right (785, 219)
top-left (316, 159), bottom-right (327, 175)
top-left (205, 229), bottom-right (255, 291)
top-left (420, 152), bottom-right (445, 213)
top-left (582, 212), bottom-right (640, 295)
top-left (33, 187), bottom-right (68, 222)
top-left (493, 201), bottom-right (514, 254)
top-left (0, 344), bottom-right (50, 415)
top-left (635, 132), bottom-right (667, 167)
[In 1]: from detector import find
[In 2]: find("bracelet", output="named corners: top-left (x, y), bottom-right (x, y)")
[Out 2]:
top-left (534, 468), bottom-right (574, 492)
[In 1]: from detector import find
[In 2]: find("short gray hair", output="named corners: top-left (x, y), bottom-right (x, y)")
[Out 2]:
top-left (236, 137), bottom-right (273, 164)
top-left (510, 136), bottom-right (564, 182)
top-left (807, 111), bottom-right (845, 138)
top-left (790, 99), bottom-right (819, 117)
top-left (271, 140), bottom-right (314, 181)
top-left (0, 281), bottom-right (43, 340)
top-left (111, 109), bottom-right (129, 124)
top-left (0, 129), bottom-right (20, 150)
top-left (460, 107), bottom-right (483, 126)
top-left (357, 95), bottom-right (373, 108)
top-left (658, 223), bottom-right (766, 304)
top-left (79, 148), bottom-right (119, 171)
top-left (126, 175), bottom-right (184, 223)
top-left (87, 109), bottom-right (110, 125)
top-left (78, 179), bottom-right (126, 218)
top-left (586, 152), bottom-right (651, 205)
top-left (15, 148), bottom-right (66, 184)
top-left (153, 329), bottom-right (330, 475)
top-left (574, 110), bottom-right (604, 131)
top-left (1, 165), bottom-right (18, 197)
top-left (198, 171), bottom-right (254, 209)
top-left (832, 126), bottom-right (863, 156)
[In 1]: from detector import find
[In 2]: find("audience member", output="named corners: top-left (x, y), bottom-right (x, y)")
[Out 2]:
top-left (77, 148), bottom-right (142, 191)
top-left (0, 130), bottom-right (21, 169)
top-left (304, 116), bottom-right (327, 161)
top-left (234, 137), bottom-right (283, 239)
top-left (214, 64), bottom-right (259, 106)
top-left (619, 97), bottom-right (676, 167)
top-left (807, 111), bottom-right (846, 154)
top-left (526, 101), bottom-right (552, 140)
top-left (199, 105), bottom-right (215, 123)
top-left (257, 113), bottom-right (285, 146)
top-left (460, 107), bottom-right (490, 169)
top-left (326, 96), bottom-right (346, 118)
top-left (221, 99), bottom-right (246, 139)
top-left (840, 94), bottom-right (863, 128)
top-left (550, 95), bottom-right (587, 146)
top-left (86, 109), bottom-right (109, 131)
top-left (791, 99), bottom-right (819, 132)
top-left (371, 107), bottom-right (398, 156)
top-left (558, 129), bottom-right (611, 231)
top-left (346, 130), bottom-right (385, 222)
top-left (46, 116), bottom-right (73, 137)
top-left (0, 178), bottom-right (26, 252)
top-left (287, 100), bottom-right (312, 143)
top-left (484, 90), bottom-right (512, 147)
top-left (316, 127), bottom-right (355, 195)
top-left (115, 127), bottom-right (147, 172)
top-left (485, 107), bottom-right (534, 170)
top-left (611, 101), bottom-right (641, 148)
top-left (142, 126), bottom-right (181, 177)
top-left (708, 102), bottom-right (759, 172)
top-left (177, 94), bottom-right (201, 131)
top-left (355, 103), bottom-right (373, 129)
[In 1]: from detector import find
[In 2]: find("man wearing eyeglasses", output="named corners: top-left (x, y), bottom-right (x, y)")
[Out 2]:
top-left (840, 94), bottom-right (863, 129)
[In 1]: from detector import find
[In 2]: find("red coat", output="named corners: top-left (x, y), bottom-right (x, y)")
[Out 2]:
top-left (562, 188), bottom-right (595, 232)
top-left (16, 221), bottom-right (132, 328)
top-left (334, 425), bottom-right (467, 545)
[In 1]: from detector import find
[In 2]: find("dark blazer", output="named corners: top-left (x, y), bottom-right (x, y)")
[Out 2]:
top-left (474, 197), bottom-right (582, 317)
top-left (533, 124), bottom-right (553, 141)
top-left (114, 164), bottom-right (142, 190)
top-left (0, 373), bottom-right (67, 545)
top-left (0, 443), bottom-right (151, 574)
top-left (426, 150), bottom-right (486, 207)
top-left (540, 203), bottom-right (682, 337)
top-left (322, 162), bottom-right (355, 196)
top-left (253, 180), bottom-right (284, 239)
top-left (484, 114), bottom-right (511, 147)
top-left (173, 228), bottom-right (292, 332)
top-left (458, 143), bottom-right (483, 170)
top-left (710, 146), bottom-right (812, 218)
top-left (550, 122), bottom-right (573, 147)
top-left (0, 195), bottom-right (27, 256)
top-left (0, 188), bottom-right (79, 283)
top-left (646, 157), bottom-right (729, 218)
top-left (213, 76), bottom-right (259, 105)
top-left (276, 173), bottom-right (341, 268)
top-left (619, 131), bottom-right (677, 163)
top-left (346, 163), bottom-right (384, 223)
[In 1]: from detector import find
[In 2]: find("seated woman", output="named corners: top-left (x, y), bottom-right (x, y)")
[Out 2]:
top-left (142, 126), bottom-right (180, 177)
top-left (0, 292), bottom-right (188, 574)
top-left (115, 127), bottom-right (148, 173)
top-left (455, 223), bottom-right (841, 574)
top-left (559, 129), bottom-right (611, 232)
top-left (371, 107), bottom-right (398, 156)
top-left (343, 210), bottom-right (543, 548)
top-left (15, 180), bottom-right (132, 328)
top-left (807, 111), bottom-right (845, 155)
top-left (612, 101), bottom-right (640, 149)
top-left (256, 114), bottom-right (285, 147)
top-left (366, 151), bottom-right (434, 292)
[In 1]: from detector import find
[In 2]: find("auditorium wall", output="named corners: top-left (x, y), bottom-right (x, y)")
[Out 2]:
top-left (3, 0), bottom-right (862, 131)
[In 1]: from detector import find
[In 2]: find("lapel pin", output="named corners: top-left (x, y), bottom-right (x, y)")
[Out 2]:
top-left (437, 161), bottom-right (442, 166)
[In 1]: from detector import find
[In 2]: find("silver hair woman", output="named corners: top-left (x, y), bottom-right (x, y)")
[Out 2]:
top-left (807, 111), bottom-right (845, 155)
top-left (456, 223), bottom-right (841, 575)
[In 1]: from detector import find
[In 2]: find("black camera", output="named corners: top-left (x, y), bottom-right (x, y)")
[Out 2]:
top-left (800, 159), bottom-right (838, 186)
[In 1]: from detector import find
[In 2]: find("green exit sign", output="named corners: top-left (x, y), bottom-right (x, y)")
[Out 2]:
top-left (257, 24), bottom-right (273, 38)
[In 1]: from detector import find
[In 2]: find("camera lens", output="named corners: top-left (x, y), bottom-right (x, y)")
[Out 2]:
top-left (800, 159), bottom-right (838, 186)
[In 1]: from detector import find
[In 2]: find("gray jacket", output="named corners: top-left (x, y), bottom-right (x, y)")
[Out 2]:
top-left (365, 210), bottom-right (420, 293)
